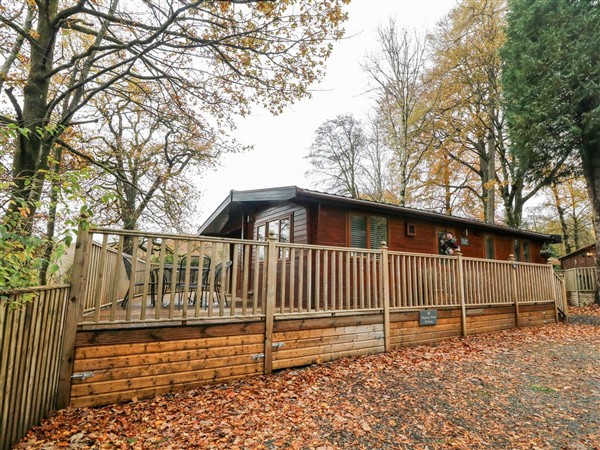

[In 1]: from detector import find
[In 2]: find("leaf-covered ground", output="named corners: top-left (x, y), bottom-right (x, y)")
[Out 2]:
top-left (16, 306), bottom-right (600, 450)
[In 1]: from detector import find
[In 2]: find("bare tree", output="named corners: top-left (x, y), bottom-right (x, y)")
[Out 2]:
top-left (306, 114), bottom-right (367, 199)
top-left (0, 0), bottom-right (349, 232)
top-left (82, 85), bottom-right (224, 236)
top-left (547, 177), bottom-right (594, 254)
top-left (361, 115), bottom-right (392, 203)
top-left (362, 19), bottom-right (435, 206)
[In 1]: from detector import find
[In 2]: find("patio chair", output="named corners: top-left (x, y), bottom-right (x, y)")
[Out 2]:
top-left (177, 255), bottom-right (210, 307)
top-left (212, 260), bottom-right (233, 307)
top-left (122, 256), bottom-right (159, 308)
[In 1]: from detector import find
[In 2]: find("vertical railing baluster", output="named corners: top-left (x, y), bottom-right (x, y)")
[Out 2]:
top-left (280, 245), bottom-right (287, 314)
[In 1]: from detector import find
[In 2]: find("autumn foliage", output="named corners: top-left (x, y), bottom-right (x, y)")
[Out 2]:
top-left (16, 312), bottom-right (600, 449)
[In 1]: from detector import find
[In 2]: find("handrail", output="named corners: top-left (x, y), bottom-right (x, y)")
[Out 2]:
top-left (91, 227), bottom-right (266, 246)
top-left (0, 284), bottom-right (71, 295)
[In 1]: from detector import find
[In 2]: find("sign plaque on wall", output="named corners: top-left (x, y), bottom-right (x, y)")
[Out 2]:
top-left (419, 309), bottom-right (438, 326)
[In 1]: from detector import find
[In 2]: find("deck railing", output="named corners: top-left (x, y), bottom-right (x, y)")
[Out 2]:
top-left (84, 241), bottom-right (133, 311)
top-left (389, 252), bottom-right (460, 308)
top-left (78, 228), bottom-right (267, 324)
top-left (74, 228), bottom-right (564, 326)
top-left (564, 267), bottom-right (597, 292)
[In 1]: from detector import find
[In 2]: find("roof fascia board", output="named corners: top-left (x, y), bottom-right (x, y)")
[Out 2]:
top-left (295, 188), bottom-right (551, 240)
top-left (231, 186), bottom-right (297, 202)
top-left (198, 186), bottom-right (298, 235)
top-left (197, 190), bottom-right (234, 235)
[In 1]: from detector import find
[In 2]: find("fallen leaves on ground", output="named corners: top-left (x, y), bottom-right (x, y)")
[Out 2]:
top-left (16, 317), bottom-right (600, 450)
top-left (571, 303), bottom-right (600, 318)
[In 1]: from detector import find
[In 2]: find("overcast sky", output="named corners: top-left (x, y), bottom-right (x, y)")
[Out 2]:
top-left (195, 0), bottom-right (457, 227)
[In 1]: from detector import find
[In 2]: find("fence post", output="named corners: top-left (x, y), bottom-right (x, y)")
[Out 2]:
top-left (455, 251), bottom-right (467, 337)
top-left (549, 261), bottom-right (560, 323)
top-left (263, 231), bottom-right (278, 375)
top-left (560, 273), bottom-right (569, 319)
top-left (56, 224), bottom-right (90, 409)
top-left (508, 254), bottom-right (520, 328)
top-left (380, 242), bottom-right (391, 352)
top-left (575, 267), bottom-right (580, 306)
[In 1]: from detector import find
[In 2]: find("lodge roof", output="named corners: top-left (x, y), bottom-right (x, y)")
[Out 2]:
top-left (198, 185), bottom-right (555, 241)
top-left (558, 243), bottom-right (596, 261)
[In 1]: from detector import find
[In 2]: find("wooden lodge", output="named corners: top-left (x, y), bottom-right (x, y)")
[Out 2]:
top-left (46, 185), bottom-right (566, 410)
top-left (0, 191), bottom-right (570, 449)
top-left (559, 243), bottom-right (597, 270)
top-left (199, 186), bottom-right (559, 263)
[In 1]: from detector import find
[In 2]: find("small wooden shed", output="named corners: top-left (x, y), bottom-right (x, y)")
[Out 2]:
top-left (199, 186), bottom-right (557, 263)
top-left (559, 243), bottom-right (598, 306)
top-left (559, 243), bottom-right (597, 270)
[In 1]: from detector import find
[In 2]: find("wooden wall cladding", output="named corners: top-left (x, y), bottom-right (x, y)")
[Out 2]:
top-left (271, 314), bottom-right (385, 370)
top-left (314, 207), bottom-right (347, 247)
top-left (466, 303), bottom-right (556, 336)
top-left (518, 303), bottom-right (557, 327)
top-left (466, 305), bottom-right (517, 335)
top-left (389, 309), bottom-right (463, 349)
top-left (71, 322), bottom-right (265, 408)
top-left (312, 205), bottom-right (545, 263)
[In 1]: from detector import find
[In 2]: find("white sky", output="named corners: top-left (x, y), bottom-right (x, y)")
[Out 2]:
top-left (195, 0), bottom-right (457, 227)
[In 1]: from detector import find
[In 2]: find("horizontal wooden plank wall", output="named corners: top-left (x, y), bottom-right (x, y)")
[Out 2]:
top-left (389, 309), bottom-right (463, 349)
top-left (466, 306), bottom-right (518, 334)
top-left (71, 321), bottom-right (265, 408)
top-left (272, 314), bottom-right (385, 370)
top-left (518, 303), bottom-right (557, 327)
top-left (70, 302), bottom-right (557, 408)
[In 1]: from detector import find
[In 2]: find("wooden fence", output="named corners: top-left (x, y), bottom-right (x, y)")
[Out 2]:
top-left (564, 267), bottom-right (597, 306)
top-left (565, 267), bottom-right (597, 292)
top-left (0, 286), bottom-right (70, 450)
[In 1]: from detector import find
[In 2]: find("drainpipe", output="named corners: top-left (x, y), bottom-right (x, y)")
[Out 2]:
top-left (241, 211), bottom-right (245, 240)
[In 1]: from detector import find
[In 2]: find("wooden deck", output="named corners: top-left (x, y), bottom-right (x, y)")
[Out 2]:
top-left (64, 227), bottom-right (567, 408)
top-left (80, 292), bottom-right (261, 325)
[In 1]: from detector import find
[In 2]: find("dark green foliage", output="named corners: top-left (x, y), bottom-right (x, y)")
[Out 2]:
top-left (502, 0), bottom-right (600, 173)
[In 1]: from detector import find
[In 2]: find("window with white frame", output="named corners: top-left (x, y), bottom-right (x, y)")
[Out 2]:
top-left (256, 216), bottom-right (291, 259)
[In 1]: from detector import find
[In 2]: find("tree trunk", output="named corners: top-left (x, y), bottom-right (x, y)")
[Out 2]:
top-left (503, 190), bottom-right (524, 229)
top-left (39, 146), bottom-right (62, 285)
top-left (483, 134), bottom-right (496, 224)
top-left (551, 182), bottom-right (572, 253)
top-left (443, 153), bottom-right (452, 215)
top-left (579, 147), bottom-right (600, 304)
top-left (7, 2), bottom-right (59, 231)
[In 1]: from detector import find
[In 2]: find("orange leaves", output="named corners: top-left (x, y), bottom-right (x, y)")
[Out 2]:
top-left (16, 320), bottom-right (600, 449)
